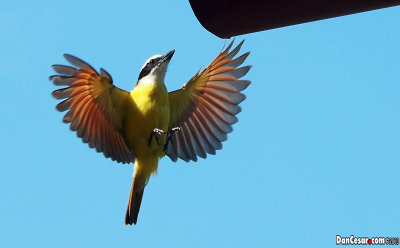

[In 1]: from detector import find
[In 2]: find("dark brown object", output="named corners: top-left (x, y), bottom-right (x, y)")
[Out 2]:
top-left (189, 0), bottom-right (400, 38)
top-left (125, 186), bottom-right (144, 225)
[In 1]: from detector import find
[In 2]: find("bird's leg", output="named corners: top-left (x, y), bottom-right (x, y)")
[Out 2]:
top-left (164, 127), bottom-right (181, 151)
top-left (148, 128), bottom-right (166, 146)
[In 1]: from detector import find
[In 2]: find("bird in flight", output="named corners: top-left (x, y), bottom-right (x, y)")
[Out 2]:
top-left (50, 40), bottom-right (251, 225)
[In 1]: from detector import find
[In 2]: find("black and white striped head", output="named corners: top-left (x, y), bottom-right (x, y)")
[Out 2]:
top-left (138, 50), bottom-right (175, 84)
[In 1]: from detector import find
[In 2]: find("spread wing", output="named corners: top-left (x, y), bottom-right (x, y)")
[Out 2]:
top-left (167, 40), bottom-right (251, 162)
top-left (50, 54), bottom-right (135, 164)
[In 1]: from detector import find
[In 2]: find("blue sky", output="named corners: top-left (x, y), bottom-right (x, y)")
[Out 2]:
top-left (0, 1), bottom-right (399, 247)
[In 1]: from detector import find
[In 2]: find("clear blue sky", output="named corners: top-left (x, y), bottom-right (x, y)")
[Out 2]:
top-left (0, 1), bottom-right (399, 247)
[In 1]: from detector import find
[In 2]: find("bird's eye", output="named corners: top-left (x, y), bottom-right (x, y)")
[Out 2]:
top-left (149, 59), bottom-right (155, 65)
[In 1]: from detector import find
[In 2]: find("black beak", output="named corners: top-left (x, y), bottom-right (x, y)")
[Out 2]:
top-left (164, 49), bottom-right (175, 62)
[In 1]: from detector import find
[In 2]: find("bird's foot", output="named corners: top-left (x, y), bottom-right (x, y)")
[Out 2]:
top-left (148, 128), bottom-right (166, 146)
top-left (164, 127), bottom-right (181, 150)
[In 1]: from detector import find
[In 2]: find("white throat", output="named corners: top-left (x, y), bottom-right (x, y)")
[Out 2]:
top-left (137, 73), bottom-right (165, 86)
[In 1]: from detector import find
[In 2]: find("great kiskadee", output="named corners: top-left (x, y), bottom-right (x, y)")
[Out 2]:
top-left (50, 40), bottom-right (251, 225)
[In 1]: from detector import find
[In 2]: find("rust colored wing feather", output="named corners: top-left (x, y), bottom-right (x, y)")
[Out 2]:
top-left (167, 40), bottom-right (251, 162)
top-left (50, 54), bottom-right (135, 164)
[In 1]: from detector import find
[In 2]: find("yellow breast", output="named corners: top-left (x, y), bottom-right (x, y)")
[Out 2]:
top-left (124, 81), bottom-right (170, 159)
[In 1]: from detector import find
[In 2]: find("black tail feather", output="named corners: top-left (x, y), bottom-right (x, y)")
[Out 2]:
top-left (125, 186), bottom-right (144, 225)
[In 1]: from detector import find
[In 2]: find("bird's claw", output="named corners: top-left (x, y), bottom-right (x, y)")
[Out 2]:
top-left (148, 128), bottom-right (166, 146)
top-left (152, 128), bottom-right (166, 136)
top-left (170, 127), bottom-right (181, 133)
top-left (164, 127), bottom-right (181, 150)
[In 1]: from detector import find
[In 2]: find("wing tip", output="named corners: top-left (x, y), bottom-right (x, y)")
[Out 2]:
top-left (63, 53), bottom-right (75, 61)
top-left (222, 38), bottom-right (235, 54)
top-left (63, 53), bottom-right (97, 72)
top-left (100, 68), bottom-right (113, 83)
top-left (51, 90), bottom-right (58, 99)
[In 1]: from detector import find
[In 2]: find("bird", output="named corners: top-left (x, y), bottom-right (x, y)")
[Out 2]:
top-left (50, 39), bottom-right (251, 225)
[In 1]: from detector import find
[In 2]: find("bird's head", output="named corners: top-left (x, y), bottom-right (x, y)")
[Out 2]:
top-left (138, 50), bottom-right (175, 84)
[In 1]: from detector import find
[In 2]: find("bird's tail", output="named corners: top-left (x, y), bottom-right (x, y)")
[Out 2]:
top-left (125, 158), bottom-right (157, 225)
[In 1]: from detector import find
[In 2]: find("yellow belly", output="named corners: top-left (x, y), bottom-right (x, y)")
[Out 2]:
top-left (124, 82), bottom-right (170, 164)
